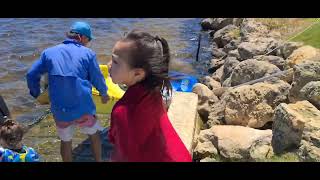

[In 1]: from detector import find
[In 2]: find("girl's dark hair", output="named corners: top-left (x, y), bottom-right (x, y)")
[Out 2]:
top-left (0, 120), bottom-right (24, 148)
top-left (121, 29), bottom-right (172, 96)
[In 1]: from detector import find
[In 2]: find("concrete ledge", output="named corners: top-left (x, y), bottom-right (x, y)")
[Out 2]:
top-left (167, 91), bottom-right (199, 155)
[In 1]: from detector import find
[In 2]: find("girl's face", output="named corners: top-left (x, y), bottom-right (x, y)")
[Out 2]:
top-left (110, 41), bottom-right (145, 86)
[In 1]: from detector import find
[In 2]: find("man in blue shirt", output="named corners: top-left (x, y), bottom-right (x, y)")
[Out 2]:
top-left (26, 21), bottom-right (108, 162)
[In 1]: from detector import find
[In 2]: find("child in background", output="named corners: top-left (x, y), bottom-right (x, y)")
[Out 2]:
top-left (0, 96), bottom-right (39, 162)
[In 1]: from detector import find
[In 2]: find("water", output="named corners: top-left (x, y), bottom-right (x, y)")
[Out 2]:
top-left (0, 18), bottom-right (211, 125)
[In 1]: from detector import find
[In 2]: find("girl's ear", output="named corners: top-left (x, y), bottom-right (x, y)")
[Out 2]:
top-left (134, 68), bottom-right (146, 82)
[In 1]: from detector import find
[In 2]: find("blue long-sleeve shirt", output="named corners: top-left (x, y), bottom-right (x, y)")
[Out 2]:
top-left (26, 39), bottom-right (107, 122)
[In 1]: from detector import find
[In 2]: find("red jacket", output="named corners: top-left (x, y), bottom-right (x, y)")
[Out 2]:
top-left (108, 83), bottom-right (192, 162)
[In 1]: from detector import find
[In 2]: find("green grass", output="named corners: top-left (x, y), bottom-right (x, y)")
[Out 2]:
top-left (256, 18), bottom-right (320, 48)
top-left (291, 19), bottom-right (320, 48)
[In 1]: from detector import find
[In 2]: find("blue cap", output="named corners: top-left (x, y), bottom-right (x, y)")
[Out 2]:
top-left (70, 21), bottom-right (94, 41)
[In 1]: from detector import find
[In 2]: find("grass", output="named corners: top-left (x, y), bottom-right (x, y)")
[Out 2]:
top-left (255, 18), bottom-right (320, 48)
top-left (263, 152), bottom-right (300, 162)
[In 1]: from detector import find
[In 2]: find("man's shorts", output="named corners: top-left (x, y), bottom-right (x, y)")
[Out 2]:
top-left (54, 114), bottom-right (104, 142)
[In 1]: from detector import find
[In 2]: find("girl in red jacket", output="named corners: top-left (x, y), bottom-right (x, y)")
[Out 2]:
top-left (108, 30), bottom-right (192, 162)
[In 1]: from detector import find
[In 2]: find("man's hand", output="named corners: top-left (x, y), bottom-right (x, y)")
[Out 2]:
top-left (101, 95), bottom-right (109, 104)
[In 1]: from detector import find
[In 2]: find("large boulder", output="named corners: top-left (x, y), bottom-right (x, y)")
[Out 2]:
top-left (238, 42), bottom-right (267, 60)
top-left (223, 81), bottom-right (291, 128)
top-left (299, 81), bottom-right (320, 109)
top-left (213, 25), bottom-right (239, 48)
top-left (272, 101), bottom-right (320, 160)
top-left (289, 61), bottom-right (320, 102)
top-left (238, 37), bottom-right (280, 60)
top-left (195, 125), bottom-right (273, 161)
top-left (230, 59), bottom-right (281, 87)
top-left (285, 45), bottom-right (318, 69)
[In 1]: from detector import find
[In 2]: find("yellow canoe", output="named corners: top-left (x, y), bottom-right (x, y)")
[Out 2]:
top-left (36, 65), bottom-right (125, 114)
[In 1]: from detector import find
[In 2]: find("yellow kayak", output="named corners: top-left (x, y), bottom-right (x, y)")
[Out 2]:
top-left (36, 65), bottom-right (125, 114)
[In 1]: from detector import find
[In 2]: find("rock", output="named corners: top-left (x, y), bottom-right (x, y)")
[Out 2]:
top-left (233, 18), bottom-right (244, 27)
top-left (289, 61), bottom-right (320, 103)
top-left (223, 39), bottom-right (241, 53)
top-left (192, 83), bottom-right (219, 122)
top-left (222, 77), bottom-right (232, 87)
top-left (193, 141), bottom-right (218, 160)
top-left (192, 83), bottom-right (215, 98)
top-left (230, 59), bottom-right (281, 86)
top-left (213, 25), bottom-right (238, 48)
top-left (200, 76), bottom-right (221, 90)
top-left (300, 81), bottom-right (320, 109)
top-left (198, 125), bottom-right (272, 161)
top-left (209, 18), bottom-right (234, 31)
top-left (223, 81), bottom-right (291, 128)
top-left (298, 139), bottom-right (320, 162)
top-left (221, 57), bottom-right (240, 82)
top-left (208, 58), bottom-right (225, 74)
top-left (200, 157), bottom-right (218, 162)
top-left (240, 19), bottom-right (269, 41)
top-left (201, 18), bottom-right (215, 31)
top-left (280, 42), bottom-right (304, 59)
top-left (211, 65), bottom-right (224, 82)
top-left (167, 92), bottom-right (199, 154)
top-left (272, 101), bottom-right (320, 156)
top-left (256, 55), bottom-right (285, 70)
top-left (238, 42), bottom-right (268, 60)
top-left (228, 49), bottom-right (241, 59)
top-left (207, 100), bottom-right (226, 127)
top-left (285, 46), bottom-right (318, 69)
top-left (212, 48), bottom-right (227, 58)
